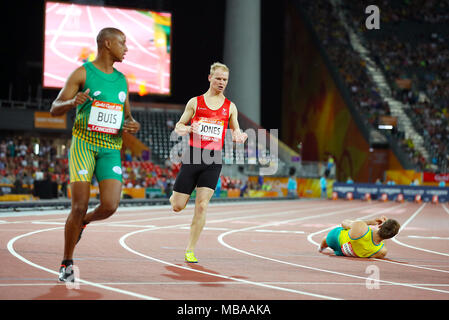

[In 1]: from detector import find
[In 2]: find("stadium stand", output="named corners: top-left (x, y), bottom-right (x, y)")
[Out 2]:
top-left (298, 0), bottom-right (448, 173)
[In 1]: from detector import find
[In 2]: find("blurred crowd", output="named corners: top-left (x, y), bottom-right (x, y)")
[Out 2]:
top-left (346, 0), bottom-right (449, 172)
top-left (0, 136), bottom-right (252, 198)
top-left (300, 0), bottom-right (449, 172)
top-left (0, 137), bottom-right (69, 196)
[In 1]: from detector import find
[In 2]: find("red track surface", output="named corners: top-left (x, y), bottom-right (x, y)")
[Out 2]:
top-left (1, 199), bottom-right (448, 300)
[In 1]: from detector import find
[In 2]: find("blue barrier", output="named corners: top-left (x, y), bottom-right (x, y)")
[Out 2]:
top-left (332, 183), bottom-right (449, 202)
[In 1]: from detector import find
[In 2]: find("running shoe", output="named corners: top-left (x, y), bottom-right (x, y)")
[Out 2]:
top-left (58, 263), bottom-right (74, 282)
top-left (185, 250), bottom-right (198, 263)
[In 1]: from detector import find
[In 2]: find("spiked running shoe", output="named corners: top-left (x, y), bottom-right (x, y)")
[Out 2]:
top-left (58, 263), bottom-right (75, 282)
top-left (185, 250), bottom-right (198, 263)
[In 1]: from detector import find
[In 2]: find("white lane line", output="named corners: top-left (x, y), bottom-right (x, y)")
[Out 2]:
top-left (307, 203), bottom-right (449, 275)
top-left (43, 72), bottom-right (67, 83)
top-left (178, 226), bottom-right (229, 231)
top-left (1, 281), bottom-right (449, 287)
top-left (219, 203), bottom-right (449, 296)
top-left (102, 8), bottom-right (159, 60)
top-left (31, 221), bottom-right (65, 225)
top-left (46, 2), bottom-right (59, 13)
top-left (392, 203), bottom-right (449, 257)
top-left (254, 229), bottom-right (305, 234)
top-left (49, 4), bottom-right (83, 66)
top-left (120, 202), bottom-right (390, 300)
top-left (6, 227), bottom-right (159, 300)
top-left (5, 201), bottom-right (336, 300)
top-left (408, 236), bottom-right (449, 240)
top-left (120, 229), bottom-right (340, 300)
top-left (442, 204), bottom-right (449, 215)
top-left (116, 9), bottom-right (155, 35)
top-left (101, 224), bottom-right (157, 228)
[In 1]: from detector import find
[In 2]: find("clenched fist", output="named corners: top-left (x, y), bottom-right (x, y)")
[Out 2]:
top-left (72, 88), bottom-right (93, 107)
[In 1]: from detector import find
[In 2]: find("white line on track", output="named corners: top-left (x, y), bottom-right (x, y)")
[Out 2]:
top-left (391, 203), bottom-right (449, 257)
top-left (102, 8), bottom-right (159, 60)
top-left (49, 4), bottom-right (83, 66)
top-left (218, 203), bottom-right (449, 296)
top-left (307, 203), bottom-right (449, 275)
top-left (6, 227), bottom-right (159, 300)
top-left (86, 6), bottom-right (97, 36)
top-left (443, 204), bottom-right (449, 215)
top-left (408, 236), bottom-right (449, 240)
top-left (5, 201), bottom-right (334, 300)
top-left (119, 202), bottom-right (390, 300)
top-left (116, 9), bottom-right (155, 35)
top-left (120, 230), bottom-right (339, 300)
top-left (2, 281), bottom-right (449, 287)
top-left (43, 72), bottom-right (67, 83)
top-left (46, 2), bottom-right (59, 13)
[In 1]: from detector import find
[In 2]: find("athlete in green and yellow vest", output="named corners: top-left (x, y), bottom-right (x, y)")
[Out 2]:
top-left (319, 216), bottom-right (400, 259)
top-left (338, 227), bottom-right (384, 258)
top-left (73, 61), bottom-right (127, 150)
top-left (50, 27), bottom-right (140, 283)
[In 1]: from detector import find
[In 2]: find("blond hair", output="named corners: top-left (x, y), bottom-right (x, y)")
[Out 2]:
top-left (210, 62), bottom-right (229, 75)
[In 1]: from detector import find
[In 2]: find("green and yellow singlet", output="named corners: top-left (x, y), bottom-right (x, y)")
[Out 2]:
top-left (72, 61), bottom-right (127, 150)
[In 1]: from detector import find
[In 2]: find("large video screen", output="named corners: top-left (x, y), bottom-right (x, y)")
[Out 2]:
top-left (43, 1), bottom-right (171, 96)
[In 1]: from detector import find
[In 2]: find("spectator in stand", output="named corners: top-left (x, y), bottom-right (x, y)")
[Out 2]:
top-left (287, 175), bottom-right (297, 197)
top-left (320, 175), bottom-right (327, 199)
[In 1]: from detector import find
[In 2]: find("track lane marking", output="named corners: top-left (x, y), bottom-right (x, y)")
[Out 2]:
top-left (6, 227), bottom-right (159, 300)
top-left (219, 203), bottom-right (449, 296)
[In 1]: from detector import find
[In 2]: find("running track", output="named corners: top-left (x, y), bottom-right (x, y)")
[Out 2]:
top-left (1, 199), bottom-right (448, 301)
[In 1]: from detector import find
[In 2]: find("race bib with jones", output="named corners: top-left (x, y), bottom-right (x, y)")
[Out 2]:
top-left (196, 118), bottom-right (224, 140)
top-left (88, 100), bottom-right (123, 135)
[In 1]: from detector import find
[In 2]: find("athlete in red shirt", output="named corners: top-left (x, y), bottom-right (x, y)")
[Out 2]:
top-left (170, 62), bottom-right (247, 263)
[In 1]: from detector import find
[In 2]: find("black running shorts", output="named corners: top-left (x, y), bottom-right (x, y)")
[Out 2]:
top-left (173, 146), bottom-right (222, 195)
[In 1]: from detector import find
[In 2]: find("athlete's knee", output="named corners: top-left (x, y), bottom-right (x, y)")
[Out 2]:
top-left (170, 195), bottom-right (186, 212)
top-left (98, 200), bottom-right (119, 219)
top-left (67, 202), bottom-right (88, 227)
top-left (196, 199), bottom-right (209, 213)
top-left (172, 202), bottom-right (186, 212)
top-left (71, 202), bottom-right (89, 217)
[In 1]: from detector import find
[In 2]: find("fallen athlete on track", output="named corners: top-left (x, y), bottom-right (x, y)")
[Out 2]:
top-left (319, 216), bottom-right (400, 259)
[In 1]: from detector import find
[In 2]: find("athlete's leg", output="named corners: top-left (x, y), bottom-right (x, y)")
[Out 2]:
top-left (170, 163), bottom-right (199, 212)
top-left (83, 179), bottom-right (122, 224)
top-left (63, 181), bottom-right (91, 260)
top-left (186, 187), bottom-right (215, 252)
top-left (319, 236), bottom-right (328, 252)
top-left (170, 191), bottom-right (190, 212)
top-left (60, 138), bottom-right (95, 281)
top-left (83, 147), bottom-right (123, 224)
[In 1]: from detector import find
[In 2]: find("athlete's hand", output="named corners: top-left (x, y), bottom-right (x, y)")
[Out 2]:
top-left (375, 216), bottom-right (387, 225)
top-left (191, 122), bottom-right (200, 135)
top-left (123, 118), bottom-right (140, 134)
top-left (175, 123), bottom-right (193, 136)
top-left (72, 88), bottom-right (93, 107)
top-left (233, 131), bottom-right (248, 144)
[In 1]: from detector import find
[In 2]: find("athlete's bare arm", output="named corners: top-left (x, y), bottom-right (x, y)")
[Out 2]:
top-left (342, 216), bottom-right (387, 239)
top-left (122, 78), bottom-right (140, 134)
top-left (229, 103), bottom-right (247, 143)
top-left (50, 67), bottom-right (91, 116)
top-left (175, 97), bottom-right (198, 136)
